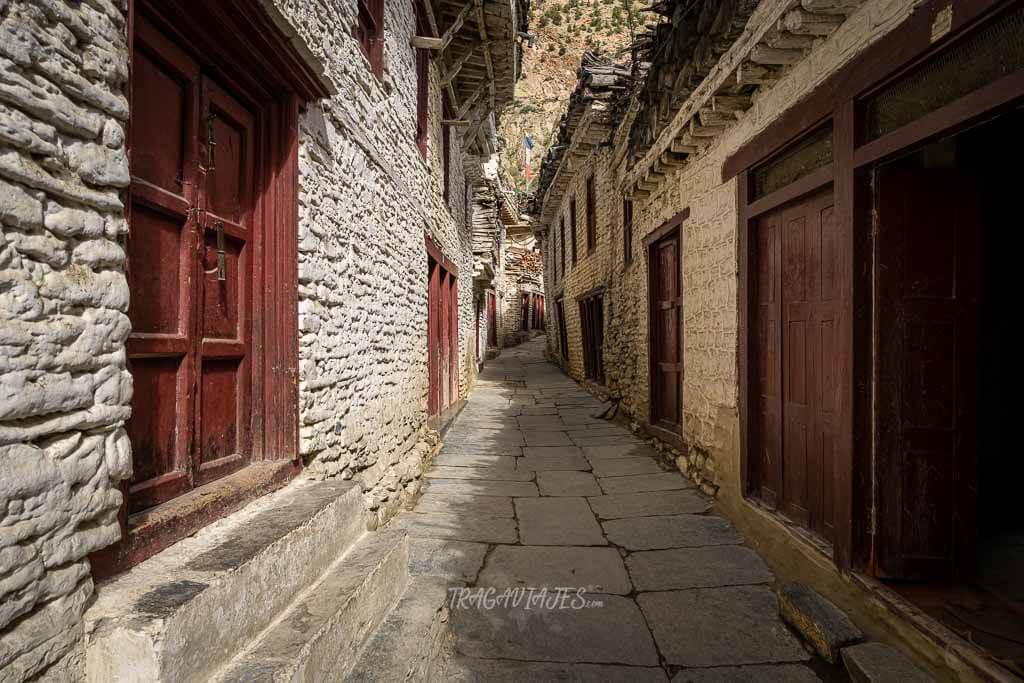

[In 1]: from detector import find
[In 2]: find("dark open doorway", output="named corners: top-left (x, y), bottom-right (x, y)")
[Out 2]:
top-left (873, 107), bottom-right (1024, 675)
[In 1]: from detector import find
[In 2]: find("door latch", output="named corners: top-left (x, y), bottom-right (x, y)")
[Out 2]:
top-left (207, 113), bottom-right (217, 172)
top-left (214, 221), bottom-right (227, 281)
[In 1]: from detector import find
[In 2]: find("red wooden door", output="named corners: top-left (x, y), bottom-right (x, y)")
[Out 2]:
top-left (521, 293), bottom-right (530, 331)
top-left (753, 189), bottom-right (844, 542)
top-left (649, 232), bottom-right (681, 431)
top-left (487, 292), bottom-right (497, 346)
top-left (428, 258), bottom-right (440, 416)
top-left (196, 80), bottom-right (254, 485)
top-left (427, 257), bottom-right (458, 416)
top-left (126, 18), bottom-right (201, 510)
top-left (875, 165), bottom-right (979, 580)
top-left (126, 18), bottom-right (255, 511)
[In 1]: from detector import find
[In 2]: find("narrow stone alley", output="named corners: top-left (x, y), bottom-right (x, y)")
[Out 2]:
top-left (396, 337), bottom-right (828, 681)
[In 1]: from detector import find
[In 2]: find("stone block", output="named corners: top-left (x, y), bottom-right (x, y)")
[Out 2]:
top-left (627, 546), bottom-right (772, 591)
top-left (516, 497), bottom-right (607, 546)
top-left (588, 490), bottom-right (712, 520)
top-left (446, 658), bottom-right (667, 681)
top-left (412, 492), bottom-right (514, 517)
top-left (537, 470), bottom-right (602, 496)
top-left (672, 665), bottom-right (821, 682)
top-left (598, 472), bottom-right (690, 494)
top-left (452, 594), bottom-right (659, 665)
top-left (638, 587), bottom-right (810, 667)
top-left (589, 457), bottom-right (664, 477)
top-left (841, 642), bottom-right (934, 683)
top-left (409, 538), bottom-right (488, 583)
top-left (395, 511), bottom-right (517, 544)
top-left (603, 515), bottom-right (742, 550)
top-left (477, 545), bottom-right (632, 594)
top-left (778, 582), bottom-right (862, 664)
top-left (421, 478), bottom-right (538, 498)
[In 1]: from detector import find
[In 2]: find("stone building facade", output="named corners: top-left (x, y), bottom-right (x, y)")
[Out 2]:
top-left (0, 0), bottom-right (525, 679)
top-left (534, 0), bottom-right (1022, 679)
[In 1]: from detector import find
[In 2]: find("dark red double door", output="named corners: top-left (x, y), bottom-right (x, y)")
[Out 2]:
top-left (126, 17), bottom-right (256, 511)
top-left (753, 189), bottom-right (844, 542)
top-left (428, 256), bottom-right (458, 416)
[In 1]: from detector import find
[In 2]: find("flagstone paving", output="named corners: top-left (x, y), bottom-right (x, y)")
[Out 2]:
top-left (396, 337), bottom-right (826, 680)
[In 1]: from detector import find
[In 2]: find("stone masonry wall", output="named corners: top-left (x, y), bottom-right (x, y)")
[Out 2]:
top-left (274, 0), bottom-right (477, 523)
top-left (543, 0), bottom-right (926, 497)
top-left (0, 0), bottom-right (132, 678)
top-left (544, 149), bottom-right (619, 387)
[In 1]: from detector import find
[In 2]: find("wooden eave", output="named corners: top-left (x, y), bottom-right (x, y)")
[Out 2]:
top-left (426, 0), bottom-right (522, 156)
top-left (619, 0), bottom-right (869, 197)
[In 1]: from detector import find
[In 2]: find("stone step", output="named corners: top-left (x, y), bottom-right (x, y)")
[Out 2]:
top-left (84, 479), bottom-right (368, 682)
top-left (345, 574), bottom-right (453, 682)
top-left (841, 642), bottom-right (935, 683)
top-left (778, 582), bottom-right (862, 663)
top-left (215, 528), bottom-right (410, 682)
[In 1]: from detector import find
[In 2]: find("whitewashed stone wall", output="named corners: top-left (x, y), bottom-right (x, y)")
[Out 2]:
top-left (272, 0), bottom-right (478, 522)
top-left (542, 0), bottom-right (926, 497)
top-left (0, 0), bottom-right (131, 679)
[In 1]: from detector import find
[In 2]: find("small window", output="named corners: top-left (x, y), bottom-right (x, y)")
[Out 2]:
top-left (570, 195), bottom-right (578, 266)
top-left (623, 198), bottom-right (633, 264)
top-left (586, 175), bottom-right (597, 253)
top-left (355, 0), bottom-right (385, 79)
top-left (559, 215), bottom-right (566, 279)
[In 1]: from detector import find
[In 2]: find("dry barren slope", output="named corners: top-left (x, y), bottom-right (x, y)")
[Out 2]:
top-left (498, 0), bottom-right (642, 195)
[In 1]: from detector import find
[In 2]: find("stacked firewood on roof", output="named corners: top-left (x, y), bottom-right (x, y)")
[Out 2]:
top-left (529, 51), bottom-right (638, 215)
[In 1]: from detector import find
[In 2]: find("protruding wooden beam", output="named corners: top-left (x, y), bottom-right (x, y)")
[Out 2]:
top-left (456, 82), bottom-right (486, 119)
top-left (801, 0), bottom-right (862, 14)
top-left (441, 44), bottom-right (477, 86)
top-left (412, 36), bottom-right (445, 49)
top-left (660, 151), bottom-right (688, 167)
top-left (671, 139), bottom-right (699, 155)
top-left (783, 8), bottom-right (845, 34)
top-left (749, 44), bottom-right (805, 66)
top-left (737, 62), bottom-right (779, 85)
top-left (442, 119), bottom-right (472, 127)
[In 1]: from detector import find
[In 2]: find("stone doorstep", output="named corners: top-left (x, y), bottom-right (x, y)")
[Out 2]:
top-left (778, 582), bottom-right (863, 664)
top-left (335, 569), bottom-right (454, 682)
top-left (83, 479), bottom-right (367, 683)
top-left (841, 642), bottom-right (935, 683)
top-left (214, 529), bottom-right (410, 682)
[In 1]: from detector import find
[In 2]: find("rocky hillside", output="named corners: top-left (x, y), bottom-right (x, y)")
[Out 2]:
top-left (498, 0), bottom-right (643, 196)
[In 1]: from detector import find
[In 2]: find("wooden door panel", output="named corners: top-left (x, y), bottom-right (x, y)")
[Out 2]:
top-left (876, 164), bottom-right (978, 579)
top-left (126, 16), bottom-right (200, 511)
top-left (194, 78), bottom-right (254, 485)
top-left (754, 188), bottom-right (842, 542)
top-left (650, 234), bottom-right (681, 429)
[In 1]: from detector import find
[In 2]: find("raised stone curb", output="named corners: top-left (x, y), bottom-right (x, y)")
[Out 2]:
top-left (841, 642), bottom-right (934, 683)
top-left (778, 582), bottom-right (862, 664)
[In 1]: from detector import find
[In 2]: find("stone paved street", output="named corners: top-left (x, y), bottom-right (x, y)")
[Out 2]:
top-left (398, 337), bottom-right (828, 681)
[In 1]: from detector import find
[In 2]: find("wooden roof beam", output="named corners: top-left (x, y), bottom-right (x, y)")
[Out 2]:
top-left (413, 0), bottom-right (473, 50)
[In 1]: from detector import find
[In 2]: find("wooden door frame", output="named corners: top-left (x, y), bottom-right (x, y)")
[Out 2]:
top-left (425, 234), bottom-right (459, 417)
top-left (732, 0), bottom-right (1023, 572)
top-left (92, 0), bottom-right (329, 578)
top-left (644, 209), bottom-right (688, 446)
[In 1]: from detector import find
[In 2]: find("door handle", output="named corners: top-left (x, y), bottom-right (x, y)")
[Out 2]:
top-left (207, 113), bottom-right (217, 172)
top-left (214, 221), bottom-right (227, 281)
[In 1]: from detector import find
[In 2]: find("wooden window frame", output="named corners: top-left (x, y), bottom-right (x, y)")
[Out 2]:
top-left (586, 175), bottom-right (597, 254)
top-left (729, 0), bottom-right (1022, 574)
top-left (644, 210), bottom-right (687, 447)
top-left (355, 0), bottom-right (385, 80)
top-left (559, 215), bottom-right (566, 280)
top-left (91, 0), bottom-right (330, 579)
top-left (577, 290), bottom-right (605, 384)
top-left (570, 195), bottom-right (578, 266)
top-left (623, 197), bottom-right (633, 264)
